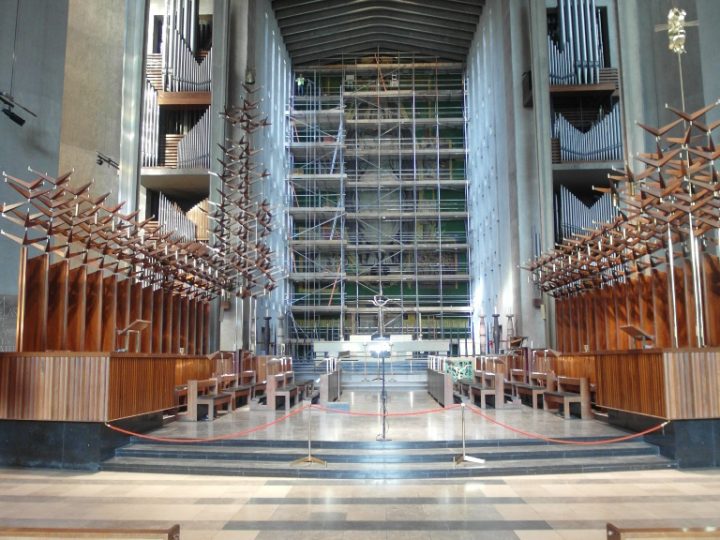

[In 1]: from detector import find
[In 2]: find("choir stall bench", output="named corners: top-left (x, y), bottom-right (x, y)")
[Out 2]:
top-left (185, 378), bottom-right (234, 421)
top-left (543, 376), bottom-right (592, 419)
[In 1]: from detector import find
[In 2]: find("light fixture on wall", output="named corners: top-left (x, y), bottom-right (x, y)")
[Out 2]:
top-left (96, 152), bottom-right (119, 170)
top-left (1, 0), bottom-right (37, 127)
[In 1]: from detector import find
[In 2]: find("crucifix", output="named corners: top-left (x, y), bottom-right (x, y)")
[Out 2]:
top-left (654, 7), bottom-right (699, 110)
top-left (655, 7), bottom-right (706, 347)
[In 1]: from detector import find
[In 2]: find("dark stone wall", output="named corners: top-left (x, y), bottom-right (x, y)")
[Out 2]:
top-left (0, 414), bottom-right (163, 469)
top-left (609, 410), bottom-right (720, 468)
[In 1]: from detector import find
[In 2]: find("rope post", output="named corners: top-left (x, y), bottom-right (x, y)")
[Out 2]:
top-left (291, 405), bottom-right (327, 467)
top-left (454, 403), bottom-right (485, 466)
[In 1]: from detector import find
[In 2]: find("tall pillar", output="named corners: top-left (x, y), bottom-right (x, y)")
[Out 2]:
top-left (118, 0), bottom-right (148, 212)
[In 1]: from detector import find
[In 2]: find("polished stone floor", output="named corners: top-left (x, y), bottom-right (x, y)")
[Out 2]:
top-left (0, 467), bottom-right (719, 539)
top-left (150, 390), bottom-right (629, 442)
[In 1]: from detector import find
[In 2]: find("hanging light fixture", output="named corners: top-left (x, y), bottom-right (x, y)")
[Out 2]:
top-left (1, 0), bottom-right (37, 126)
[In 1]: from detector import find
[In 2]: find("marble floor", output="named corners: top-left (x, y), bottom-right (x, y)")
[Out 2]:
top-left (0, 467), bottom-right (719, 539)
top-left (149, 390), bottom-right (630, 442)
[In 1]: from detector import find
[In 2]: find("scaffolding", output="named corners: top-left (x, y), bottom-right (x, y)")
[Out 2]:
top-left (287, 54), bottom-right (471, 360)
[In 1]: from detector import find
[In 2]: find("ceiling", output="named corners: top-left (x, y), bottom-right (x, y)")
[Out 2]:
top-left (271, 0), bottom-right (484, 66)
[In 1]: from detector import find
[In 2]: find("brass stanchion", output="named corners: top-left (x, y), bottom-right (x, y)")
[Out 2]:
top-left (454, 403), bottom-right (485, 466)
top-left (291, 405), bottom-right (327, 467)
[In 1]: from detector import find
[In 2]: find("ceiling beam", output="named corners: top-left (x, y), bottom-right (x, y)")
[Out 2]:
top-left (291, 41), bottom-right (466, 65)
top-left (287, 32), bottom-right (469, 57)
top-left (284, 25), bottom-right (472, 50)
top-left (274, 2), bottom-right (480, 25)
top-left (281, 16), bottom-right (476, 42)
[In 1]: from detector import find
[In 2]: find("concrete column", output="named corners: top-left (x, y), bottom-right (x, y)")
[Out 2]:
top-left (528, 0), bottom-right (554, 346)
top-left (118, 0), bottom-right (149, 212)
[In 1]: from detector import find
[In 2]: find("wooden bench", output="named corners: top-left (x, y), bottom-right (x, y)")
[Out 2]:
top-left (0, 524), bottom-right (179, 539)
top-left (543, 375), bottom-right (592, 419)
top-left (607, 523), bottom-right (720, 538)
top-left (469, 369), bottom-right (505, 409)
top-left (250, 370), bottom-right (300, 411)
top-left (219, 372), bottom-right (254, 408)
top-left (512, 371), bottom-right (551, 409)
top-left (185, 378), bottom-right (233, 421)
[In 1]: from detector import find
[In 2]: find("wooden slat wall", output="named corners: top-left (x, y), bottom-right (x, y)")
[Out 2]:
top-left (141, 285), bottom-right (153, 353)
top-left (664, 350), bottom-right (720, 419)
top-left (116, 278), bottom-right (131, 351)
top-left (101, 275), bottom-right (117, 351)
top-left (595, 351), bottom-right (666, 418)
top-left (0, 353), bottom-right (108, 421)
top-left (46, 260), bottom-right (68, 351)
top-left (555, 257), bottom-right (720, 352)
top-left (653, 269), bottom-right (671, 348)
top-left (705, 255), bottom-right (720, 346)
top-left (152, 288), bottom-right (164, 353)
top-left (16, 254), bottom-right (212, 356)
top-left (129, 282), bottom-right (143, 353)
top-left (19, 255), bottom-right (49, 351)
top-left (174, 355), bottom-right (214, 386)
top-left (66, 266), bottom-right (87, 351)
top-left (188, 300), bottom-right (197, 354)
top-left (551, 354), bottom-right (597, 386)
top-left (84, 271), bottom-right (103, 351)
top-left (107, 354), bottom-right (176, 420)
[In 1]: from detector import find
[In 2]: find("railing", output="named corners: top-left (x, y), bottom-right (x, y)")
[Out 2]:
top-left (347, 137), bottom-right (465, 153)
top-left (345, 200), bottom-right (467, 213)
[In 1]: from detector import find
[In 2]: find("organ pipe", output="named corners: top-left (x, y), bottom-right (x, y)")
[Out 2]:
top-left (549, 0), bottom-right (604, 85)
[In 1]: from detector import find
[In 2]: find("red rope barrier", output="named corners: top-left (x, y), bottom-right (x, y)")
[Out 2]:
top-left (310, 403), bottom-right (461, 417)
top-left (467, 404), bottom-right (669, 446)
top-left (104, 404), bottom-right (309, 444)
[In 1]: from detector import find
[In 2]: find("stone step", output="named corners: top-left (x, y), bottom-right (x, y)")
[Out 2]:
top-left (101, 453), bottom-right (677, 479)
top-left (114, 440), bottom-right (661, 464)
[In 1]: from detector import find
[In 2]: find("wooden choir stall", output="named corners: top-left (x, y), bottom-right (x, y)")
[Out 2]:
top-left (526, 101), bottom-right (720, 467)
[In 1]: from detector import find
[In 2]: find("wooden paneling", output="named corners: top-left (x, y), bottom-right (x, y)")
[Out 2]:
top-left (627, 278), bottom-right (641, 348)
top-left (203, 302), bottom-right (211, 354)
top-left (0, 353), bottom-right (108, 421)
top-left (66, 265), bottom-right (87, 351)
top-left (552, 354), bottom-right (596, 386)
top-left (19, 255), bottom-right (49, 352)
top-left (705, 255), bottom-right (720, 347)
top-left (141, 285), bottom-right (153, 353)
top-left (653, 269), bottom-right (671, 348)
top-left (107, 354), bottom-right (176, 420)
top-left (664, 350), bottom-right (720, 419)
top-left (84, 271), bottom-right (103, 351)
top-left (172, 295), bottom-right (181, 353)
top-left (179, 297), bottom-right (189, 354)
top-left (174, 355), bottom-right (214, 387)
top-left (593, 289), bottom-right (607, 351)
top-left (46, 260), bottom-right (69, 351)
top-left (101, 275), bottom-right (118, 351)
top-left (196, 301), bottom-right (205, 354)
top-left (129, 282), bottom-right (144, 353)
top-left (152, 288), bottom-right (164, 353)
top-left (162, 292), bottom-right (173, 353)
top-left (640, 274), bottom-right (656, 347)
top-left (595, 351), bottom-right (666, 418)
top-left (675, 264), bottom-right (690, 348)
top-left (188, 300), bottom-right (197, 354)
top-left (116, 278), bottom-right (131, 351)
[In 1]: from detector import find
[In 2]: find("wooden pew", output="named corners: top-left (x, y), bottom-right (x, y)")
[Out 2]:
top-left (607, 523), bottom-right (720, 538)
top-left (512, 371), bottom-right (551, 409)
top-left (543, 375), bottom-right (592, 419)
top-left (185, 378), bottom-right (233, 421)
top-left (218, 372), bottom-right (253, 408)
top-left (0, 524), bottom-right (179, 539)
top-left (469, 367), bottom-right (505, 409)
